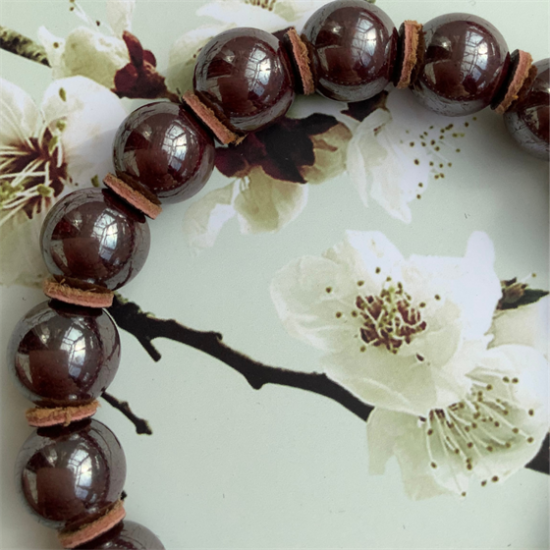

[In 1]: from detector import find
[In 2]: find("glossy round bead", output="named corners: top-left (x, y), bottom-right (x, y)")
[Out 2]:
top-left (7, 300), bottom-right (120, 407)
top-left (16, 419), bottom-right (126, 531)
top-left (412, 13), bottom-right (510, 116)
top-left (113, 102), bottom-right (215, 203)
top-left (302, 0), bottom-right (398, 102)
top-left (193, 28), bottom-right (295, 132)
top-left (75, 520), bottom-right (165, 549)
top-left (41, 189), bottom-right (150, 290)
top-left (504, 59), bottom-right (550, 160)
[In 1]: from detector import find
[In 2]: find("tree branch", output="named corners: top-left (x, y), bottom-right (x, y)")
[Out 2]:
top-left (107, 295), bottom-right (549, 475)
top-left (102, 390), bottom-right (153, 435)
top-left (0, 26), bottom-right (50, 66)
top-left (108, 295), bottom-right (374, 421)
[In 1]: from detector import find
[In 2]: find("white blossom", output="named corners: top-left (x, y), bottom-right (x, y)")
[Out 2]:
top-left (0, 76), bottom-right (127, 286)
top-left (368, 345), bottom-right (548, 499)
top-left (270, 231), bottom-right (502, 416)
top-left (38, 0), bottom-right (135, 89)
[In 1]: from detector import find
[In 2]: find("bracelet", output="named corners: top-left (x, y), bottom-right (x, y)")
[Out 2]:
top-left (5, 0), bottom-right (549, 548)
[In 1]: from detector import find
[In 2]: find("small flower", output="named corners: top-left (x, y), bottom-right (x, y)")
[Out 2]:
top-left (270, 231), bottom-right (502, 416)
top-left (0, 76), bottom-right (127, 286)
top-left (345, 91), bottom-right (470, 223)
top-left (166, 0), bottom-right (319, 94)
top-left (367, 345), bottom-right (548, 499)
top-left (183, 113), bottom-right (351, 249)
top-left (38, 0), bottom-right (169, 99)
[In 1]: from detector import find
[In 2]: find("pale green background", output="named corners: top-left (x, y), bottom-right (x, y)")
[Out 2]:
top-left (0, 1), bottom-right (549, 549)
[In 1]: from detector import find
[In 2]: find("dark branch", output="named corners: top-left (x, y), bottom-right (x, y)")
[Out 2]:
top-left (0, 26), bottom-right (50, 66)
top-left (107, 295), bottom-right (549, 474)
top-left (102, 390), bottom-right (153, 435)
top-left (108, 295), bottom-right (373, 421)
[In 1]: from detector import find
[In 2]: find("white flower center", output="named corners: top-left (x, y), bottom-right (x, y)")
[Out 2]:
top-left (354, 280), bottom-right (427, 354)
top-left (0, 124), bottom-right (66, 224)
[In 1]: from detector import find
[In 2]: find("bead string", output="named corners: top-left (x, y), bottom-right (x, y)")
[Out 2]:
top-left (6, 0), bottom-right (549, 548)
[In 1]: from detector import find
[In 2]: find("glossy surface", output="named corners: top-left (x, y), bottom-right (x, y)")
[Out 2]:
top-left (113, 102), bottom-right (215, 203)
top-left (412, 13), bottom-right (510, 116)
top-left (194, 28), bottom-right (295, 132)
top-left (504, 59), bottom-right (550, 160)
top-left (302, 0), bottom-right (398, 102)
top-left (7, 300), bottom-right (120, 406)
top-left (76, 520), bottom-right (165, 549)
top-left (16, 419), bottom-right (126, 530)
top-left (41, 189), bottom-right (150, 290)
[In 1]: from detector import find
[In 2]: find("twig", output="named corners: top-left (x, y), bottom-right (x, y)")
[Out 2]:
top-left (108, 295), bottom-right (374, 421)
top-left (0, 26), bottom-right (50, 66)
top-left (102, 390), bottom-right (153, 435)
top-left (107, 295), bottom-right (548, 475)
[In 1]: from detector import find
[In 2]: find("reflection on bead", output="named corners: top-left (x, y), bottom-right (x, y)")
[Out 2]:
top-left (303, 0), bottom-right (398, 102)
top-left (412, 13), bottom-right (510, 116)
top-left (113, 102), bottom-right (215, 203)
top-left (75, 520), bottom-right (165, 549)
top-left (40, 189), bottom-right (150, 290)
top-left (504, 59), bottom-right (550, 160)
top-left (16, 419), bottom-right (126, 531)
top-left (7, 300), bottom-right (120, 407)
top-left (194, 28), bottom-right (295, 132)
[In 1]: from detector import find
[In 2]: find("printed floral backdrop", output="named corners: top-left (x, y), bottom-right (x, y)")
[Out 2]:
top-left (0, 0), bottom-right (548, 548)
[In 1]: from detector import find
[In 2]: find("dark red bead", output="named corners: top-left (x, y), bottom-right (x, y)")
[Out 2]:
top-left (7, 300), bottom-right (120, 407)
top-left (412, 13), bottom-right (510, 116)
top-left (41, 189), bottom-right (150, 290)
top-left (302, 0), bottom-right (398, 102)
top-left (75, 520), bottom-right (165, 549)
top-left (16, 419), bottom-right (126, 531)
top-left (113, 102), bottom-right (215, 203)
top-left (193, 28), bottom-right (295, 132)
top-left (504, 59), bottom-right (549, 160)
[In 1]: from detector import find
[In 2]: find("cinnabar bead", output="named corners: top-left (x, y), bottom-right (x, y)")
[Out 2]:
top-left (75, 520), bottom-right (165, 549)
top-left (412, 13), bottom-right (510, 116)
top-left (113, 102), bottom-right (215, 203)
top-left (504, 59), bottom-right (550, 160)
top-left (193, 28), bottom-right (295, 132)
top-left (7, 300), bottom-right (120, 407)
top-left (16, 419), bottom-right (126, 531)
top-left (40, 189), bottom-right (150, 290)
top-left (302, 0), bottom-right (398, 102)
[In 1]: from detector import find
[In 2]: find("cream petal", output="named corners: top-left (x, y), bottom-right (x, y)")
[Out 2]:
top-left (41, 76), bottom-right (128, 184)
top-left (234, 168), bottom-right (308, 234)
top-left (406, 232), bottom-right (500, 340)
top-left (346, 109), bottom-right (430, 223)
top-left (106, 0), bottom-right (136, 37)
top-left (0, 211), bottom-right (49, 287)
top-left (37, 27), bottom-right (67, 80)
top-left (270, 254), bottom-right (358, 352)
top-left (61, 26), bottom-right (129, 89)
top-left (166, 25), bottom-right (230, 94)
top-left (0, 78), bottom-right (41, 147)
top-left (489, 297), bottom-right (549, 358)
top-left (367, 409), bottom-right (449, 499)
top-left (197, 1), bottom-right (288, 30)
top-left (183, 182), bottom-right (237, 250)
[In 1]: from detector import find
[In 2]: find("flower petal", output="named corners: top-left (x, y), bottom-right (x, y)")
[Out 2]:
top-left (60, 26), bottom-right (129, 89)
top-left (166, 25), bottom-right (230, 94)
top-left (367, 409), bottom-right (449, 500)
top-left (0, 211), bottom-right (49, 287)
top-left (234, 167), bottom-right (308, 234)
top-left (106, 0), bottom-right (136, 37)
top-left (490, 296), bottom-right (549, 358)
top-left (41, 76), bottom-right (128, 184)
top-left (37, 27), bottom-right (67, 80)
top-left (406, 232), bottom-right (501, 340)
top-left (0, 78), bottom-right (41, 147)
top-left (183, 182), bottom-right (237, 250)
